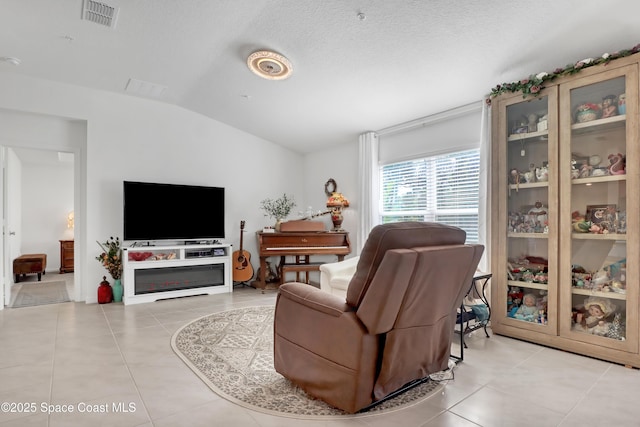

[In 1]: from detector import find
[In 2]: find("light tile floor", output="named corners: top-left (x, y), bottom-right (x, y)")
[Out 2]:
top-left (1, 284), bottom-right (640, 426)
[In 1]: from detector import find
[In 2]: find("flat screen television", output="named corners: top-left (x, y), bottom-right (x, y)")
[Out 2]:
top-left (123, 181), bottom-right (225, 242)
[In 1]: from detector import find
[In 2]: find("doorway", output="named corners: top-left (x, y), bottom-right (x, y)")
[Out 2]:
top-left (0, 110), bottom-right (86, 309)
top-left (2, 147), bottom-right (76, 308)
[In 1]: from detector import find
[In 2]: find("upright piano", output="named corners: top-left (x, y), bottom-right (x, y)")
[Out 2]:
top-left (252, 231), bottom-right (351, 290)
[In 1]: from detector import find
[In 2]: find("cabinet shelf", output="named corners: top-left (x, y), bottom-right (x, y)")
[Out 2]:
top-left (571, 287), bottom-right (627, 301)
top-left (509, 181), bottom-right (549, 190)
top-left (571, 174), bottom-right (626, 185)
top-left (507, 280), bottom-right (548, 290)
top-left (571, 114), bottom-right (626, 133)
top-left (508, 129), bottom-right (549, 142)
top-left (507, 232), bottom-right (548, 239)
top-left (571, 233), bottom-right (627, 241)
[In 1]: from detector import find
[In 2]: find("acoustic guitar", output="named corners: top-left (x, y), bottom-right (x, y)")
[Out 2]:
top-left (232, 220), bottom-right (254, 282)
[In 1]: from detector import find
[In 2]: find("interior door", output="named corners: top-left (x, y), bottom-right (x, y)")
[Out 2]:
top-left (2, 146), bottom-right (24, 307)
top-left (1, 147), bottom-right (6, 308)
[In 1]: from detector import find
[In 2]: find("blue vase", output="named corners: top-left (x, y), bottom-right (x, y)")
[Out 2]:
top-left (112, 279), bottom-right (123, 303)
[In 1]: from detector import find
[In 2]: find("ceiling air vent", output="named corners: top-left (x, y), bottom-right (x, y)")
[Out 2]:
top-left (125, 78), bottom-right (167, 99)
top-left (82, 0), bottom-right (119, 28)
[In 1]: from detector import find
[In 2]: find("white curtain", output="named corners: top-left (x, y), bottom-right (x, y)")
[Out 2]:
top-left (478, 101), bottom-right (492, 273)
top-left (357, 131), bottom-right (379, 253)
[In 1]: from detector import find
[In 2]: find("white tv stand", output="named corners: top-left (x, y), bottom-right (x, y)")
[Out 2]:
top-left (122, 243), bottom-right (232, 305)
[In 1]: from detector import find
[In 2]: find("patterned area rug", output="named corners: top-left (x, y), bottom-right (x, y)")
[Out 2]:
top-left (171, 305), bottom-right (445, 419)
top-left (11, 280), bottom-right (70, 308)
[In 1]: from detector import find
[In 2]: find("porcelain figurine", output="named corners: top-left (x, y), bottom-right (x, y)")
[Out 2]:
top-left (573, 297), bottom-right (616, 336)
top-left (514, 293), bottom-right (538, 322)
top-left (601, 94), bottom-right (618, 118)
top-left (523, 170), bottom-right (535, 183)
top-left (528, 201), bottom-right (548, 232)
top-left (578, 161), bottom-right (592, 178)
top-left (608, 153), bottom-right (625, 175)
top-left (571, 168), bottom-right (580, 179)
top-left (527, 113), bottom-right (538, 132)
top-left (510, 168), bottom-right (525, 184)
top-left (618, 93), bottom-right (626, 115)
top-left (535, 165), bottom-right (549, 182)
top-left (571, 159), bottom-right (580, 179)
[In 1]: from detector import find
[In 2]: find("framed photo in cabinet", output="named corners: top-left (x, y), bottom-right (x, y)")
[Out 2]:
top-left (586, 204), bottom-right (617, 227)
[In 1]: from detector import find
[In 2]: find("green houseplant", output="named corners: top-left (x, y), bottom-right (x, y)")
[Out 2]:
top-left (260, 193), bottom-right (296, 229)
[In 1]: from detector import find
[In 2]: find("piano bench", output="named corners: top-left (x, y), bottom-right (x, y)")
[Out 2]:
top-left (280, 262), bottom-right (324, 285)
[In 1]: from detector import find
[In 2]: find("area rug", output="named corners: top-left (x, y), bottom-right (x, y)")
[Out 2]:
top-left (11, 280), bottom-right (70, 308)
top-left (171, 305), bottom-right (446, 419)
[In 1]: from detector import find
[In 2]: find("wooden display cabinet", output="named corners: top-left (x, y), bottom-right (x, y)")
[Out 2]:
top-left (491, 56), bottom-right (640, 367)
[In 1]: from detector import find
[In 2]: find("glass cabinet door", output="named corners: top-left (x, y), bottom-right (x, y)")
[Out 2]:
top-left (495, 88), bottom-right (558, 334)
top-left (559, 65), bottom-right (638, 351)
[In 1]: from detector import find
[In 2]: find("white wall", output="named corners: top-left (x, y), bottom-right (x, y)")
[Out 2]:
top-left (303, 141), bottom-right (360, 258)
top-left (0, 72), bottom-right (308, 303)
top-left (21, 161), bottom-right (74, 270)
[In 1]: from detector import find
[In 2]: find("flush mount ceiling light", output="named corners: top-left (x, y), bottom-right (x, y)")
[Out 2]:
top-left (247, 50), bottom-right (293, 80)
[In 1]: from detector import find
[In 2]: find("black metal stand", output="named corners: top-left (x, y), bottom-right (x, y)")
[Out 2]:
top-left (452, 273), bottom-right (492, 362)
top-left (358, 376), bottom-right (432, 413)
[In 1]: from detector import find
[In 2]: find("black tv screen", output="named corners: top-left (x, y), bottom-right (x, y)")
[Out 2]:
top-left (123, 181), bottom-right (225, 242)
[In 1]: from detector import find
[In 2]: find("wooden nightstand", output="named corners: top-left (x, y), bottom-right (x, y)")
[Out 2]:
top-left (59, 239), bottom-right (74, 273)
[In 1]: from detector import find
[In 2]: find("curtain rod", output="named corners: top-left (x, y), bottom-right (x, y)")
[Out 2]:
top-left (376, 100), bottom-right (483, 137)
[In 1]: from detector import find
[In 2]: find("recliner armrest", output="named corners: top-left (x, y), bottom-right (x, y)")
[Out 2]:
top-left (278, 282), bottom-right (352, 317)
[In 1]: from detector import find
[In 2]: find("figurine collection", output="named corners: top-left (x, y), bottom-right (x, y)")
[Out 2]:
top-left (508, 201), bottom-right (548, 234)
top-left (573, 93), bottom-right (625, 123)
top-left (506, 256), bottom-right (549, 324)
top-left (506, 253), bottom-right (626, 339)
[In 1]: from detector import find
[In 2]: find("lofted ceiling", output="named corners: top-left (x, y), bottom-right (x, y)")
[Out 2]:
top-left (1, 0), bottom-right (639, 154)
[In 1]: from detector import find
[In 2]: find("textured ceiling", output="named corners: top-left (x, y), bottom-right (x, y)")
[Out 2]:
top-left (1, 0), bottom-right (639, 154)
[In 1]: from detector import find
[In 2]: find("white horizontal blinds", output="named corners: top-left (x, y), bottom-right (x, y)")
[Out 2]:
top-left (377, 102), bottom-right (483, 243)
top-left (433, 149), bottom-right (480, 242)
top-left (381, 159), bottom-right (429, 221)
top-left (380, 149), bottom-right (480, 243)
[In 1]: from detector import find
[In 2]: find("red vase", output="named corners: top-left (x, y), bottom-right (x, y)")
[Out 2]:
top-left (97, 276), bottom-right (113, 304)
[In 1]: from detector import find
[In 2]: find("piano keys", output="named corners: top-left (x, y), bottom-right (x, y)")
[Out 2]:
top-left (252, 231), bottom-right (351, 290)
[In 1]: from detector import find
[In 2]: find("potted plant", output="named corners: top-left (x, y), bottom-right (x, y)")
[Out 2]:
top-left (96, 236), bottom-right (124, 302)
top-left (260, 194), bottom-right (296, 230)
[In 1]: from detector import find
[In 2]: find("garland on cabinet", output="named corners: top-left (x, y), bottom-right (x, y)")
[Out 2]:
top-left (486, 43), bottom-right (640, 103)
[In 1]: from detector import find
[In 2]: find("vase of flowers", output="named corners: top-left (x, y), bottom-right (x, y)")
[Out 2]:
top-left (260, 194), bottom-right (296, 231)
top-left (96, 236), bottom-right (123, 302)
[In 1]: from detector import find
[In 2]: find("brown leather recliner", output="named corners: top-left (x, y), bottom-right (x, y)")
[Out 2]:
top-left (273, 222), bottom-right (484, 413)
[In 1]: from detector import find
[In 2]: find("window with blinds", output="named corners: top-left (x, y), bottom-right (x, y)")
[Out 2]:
top-left (380, 148), bottom-right (480, 243)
